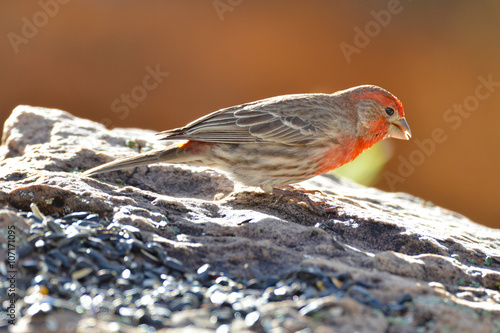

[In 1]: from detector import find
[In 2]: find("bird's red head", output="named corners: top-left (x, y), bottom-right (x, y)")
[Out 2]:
top-left (348, 85), bottom-right (411, 141)
top-left (350, 85), bottom-right (404, 117)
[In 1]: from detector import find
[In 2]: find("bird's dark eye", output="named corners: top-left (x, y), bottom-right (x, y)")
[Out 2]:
top-left (385, 107), bottom-right (395, 116)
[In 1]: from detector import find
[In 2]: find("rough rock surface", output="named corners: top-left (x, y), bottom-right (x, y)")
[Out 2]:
top-left (1, 105), bottom-right (499, 332)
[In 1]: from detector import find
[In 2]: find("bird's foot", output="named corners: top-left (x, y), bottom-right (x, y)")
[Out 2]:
top-left (272, 186), bottom-right (340, 215)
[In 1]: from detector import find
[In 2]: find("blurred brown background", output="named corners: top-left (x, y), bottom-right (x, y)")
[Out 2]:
top-left (1, 1), bottom-right (498, 228)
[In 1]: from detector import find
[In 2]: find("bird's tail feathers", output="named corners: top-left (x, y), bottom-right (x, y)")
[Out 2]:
top-left (83, 145), bottom-right (186, 177)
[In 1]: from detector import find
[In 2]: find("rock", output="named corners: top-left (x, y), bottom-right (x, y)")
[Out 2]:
top-left (1, 105), bottom-right (499, 332)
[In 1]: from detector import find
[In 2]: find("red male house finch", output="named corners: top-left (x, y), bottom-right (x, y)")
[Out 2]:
top-left (84, 85), bottom-right (411, 209)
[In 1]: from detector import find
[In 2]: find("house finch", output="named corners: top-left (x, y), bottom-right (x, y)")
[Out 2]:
top-left (84, 85), bottom-right (411, 209)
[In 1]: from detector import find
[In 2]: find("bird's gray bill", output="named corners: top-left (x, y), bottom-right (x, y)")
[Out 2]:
top-left (387, 118), bottom-right (411, 140)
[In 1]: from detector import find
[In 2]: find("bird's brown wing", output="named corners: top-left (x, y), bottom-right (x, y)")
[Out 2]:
top-left (157, 94), bottom-right (337, 146)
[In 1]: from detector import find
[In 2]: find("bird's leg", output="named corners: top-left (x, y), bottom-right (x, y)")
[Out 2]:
top-left (271, 186), bottom-right (340, 215)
